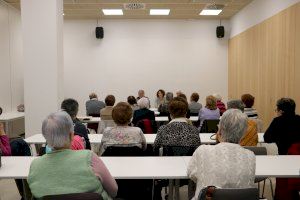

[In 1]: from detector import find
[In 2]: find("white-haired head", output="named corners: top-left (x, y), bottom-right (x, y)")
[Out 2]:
top-left (213, 93), bottom-right (222, 101)
top-left (137, 97), bottom-right (150, 109)
top-left (42, 111), bottom-right (74, 149)
top-left (218, 109), bottom-right (248, 144)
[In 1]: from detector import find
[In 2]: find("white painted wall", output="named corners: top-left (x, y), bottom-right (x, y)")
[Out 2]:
top-left (64, 20), bottom-right (229, 115)
top-left (230, 0), bottom-right (300, 38)
top-left (0, 1), bottom-right (23, 113)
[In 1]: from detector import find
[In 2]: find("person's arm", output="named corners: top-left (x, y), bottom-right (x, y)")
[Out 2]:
top-left (139, 129), bottom-right (147, 150)
top-left (74, 122), bottom-right (91, 149)
top-left (153, 127), bottom-right (164, 151)
top-left (91, 153), bottom-right (118, 197)
top-left (264, 118), bottom-right (277, 143)
top-left (187, 148), bottom-right (200, 183)
top-left (0, 123), bottom-right (12, 156)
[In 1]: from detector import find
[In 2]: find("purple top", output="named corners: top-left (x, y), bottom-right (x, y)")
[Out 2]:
top-left (0, 135), bottom-right (11, 156)
top-left (198, 107), bottom-right (220, 129)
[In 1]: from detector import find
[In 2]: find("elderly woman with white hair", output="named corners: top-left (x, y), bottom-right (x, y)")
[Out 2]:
top-left (213, 93), bottom-right (226, 116)
top-left (28, 111), bottom-right (118, 199)
top-left (187, 109), bottom-right (255, 200)
top-left (132, 97), bottom-right (155, 126)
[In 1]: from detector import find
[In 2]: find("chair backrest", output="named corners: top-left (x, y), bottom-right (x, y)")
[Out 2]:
top-left (244, 146), bottom-right (267, 155)
top-left (160, 146), bottom-right (197, 156)
top-left (42, 192), bottom-right (103, 200)
top-left (212, 188), bottom-right (259, 200)
top-left (101, 146), bottom-right (144, 156)
top-left (136, 119), bottom-right (157, 134)
top-left (200, 119), bottom-right (219, 133)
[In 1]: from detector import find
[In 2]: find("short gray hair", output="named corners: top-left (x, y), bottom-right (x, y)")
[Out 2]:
top-left (42, 111), bottom-right (74, 149)
top-left (137, 97), bottom-right (150, 109)
top-left (219, 109), bottom-right (248, 143)
top-left (213, 93), bottom-right (222, 101)
top-left (166, 92), bottom-right (173, 101)
top-left (227, 100), bottom-right (245, 112)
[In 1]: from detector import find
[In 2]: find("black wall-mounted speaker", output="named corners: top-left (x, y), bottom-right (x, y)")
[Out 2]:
top-left (216, 26), bottom-right (225, 38)
top-left (95, 27), bottom-right (104, 39)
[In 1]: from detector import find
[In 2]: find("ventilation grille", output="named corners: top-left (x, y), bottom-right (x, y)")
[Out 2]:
top-left (124, 3), bottom-right (146, 10)
top-left (206, 4), bottom-right (225, 10)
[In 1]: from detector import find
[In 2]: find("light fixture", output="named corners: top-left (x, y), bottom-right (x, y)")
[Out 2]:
top-left (102, 9), bottom-right (123, 15)
top-left (150, 9), bottom-right (170, 15)
top-left (200, 9), bottom-right (222, 15)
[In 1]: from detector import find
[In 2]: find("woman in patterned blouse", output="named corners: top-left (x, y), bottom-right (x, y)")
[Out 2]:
top-left (153, 97), bottom-right (201, 151)
top-left (100, 102), bottom-right (147, 155)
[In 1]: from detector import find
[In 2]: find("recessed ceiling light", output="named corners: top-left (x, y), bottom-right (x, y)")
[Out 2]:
top-left (102, 9), bottom-right (123, 15)
top-left (200, 9), bottom-right (222, 15)
top-left (150, 9), bottom-right (170, 15)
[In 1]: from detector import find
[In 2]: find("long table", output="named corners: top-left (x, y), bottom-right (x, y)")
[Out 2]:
top-left (25, 133), bottom-right (265, 146)
top-left (78, 116), bottom-right (199, 123)
top-left (1, 156), bottom-right (300, 179)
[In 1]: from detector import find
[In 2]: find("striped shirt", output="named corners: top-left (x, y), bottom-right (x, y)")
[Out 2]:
top-left (244, 108), bottom-right (258, 119)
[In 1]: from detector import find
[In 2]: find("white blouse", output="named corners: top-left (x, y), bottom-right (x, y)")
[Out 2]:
top-left (187, 143), bottom-right (256, 200)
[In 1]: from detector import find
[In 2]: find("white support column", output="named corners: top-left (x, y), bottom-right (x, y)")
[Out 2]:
top-left (21, 0), bottom-right (64, 137)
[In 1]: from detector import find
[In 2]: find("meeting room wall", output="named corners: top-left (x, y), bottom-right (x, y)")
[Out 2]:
top-left (228, 2), bottom-right (300, 130)
top-left (0, 1), bottom-right (23, 113)
top-left (64, 19), bottom-right (229, 115)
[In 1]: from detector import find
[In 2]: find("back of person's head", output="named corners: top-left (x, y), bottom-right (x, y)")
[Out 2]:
top-left (166, 92), bottom-right (174, 102)
top-left (206, 95), bottom-right (217, 110)
top-left (276, 98), bottom-right (296, 116)
top-left (227, 100), bottom-right (245, 112)
top-left (138, 90), bottom-right (145, 97)
top-left (213, 93), bottom-right (222, 101)
top-left (112, 102), bottom-right (133, 125)
top-left (137, 97), bottom-right (150, 109)
top-left (105, 95), bottom-right (115, 106)
top-left (156, 89), bottom-right (166, 98)
top-left (178, 93), bottom-right (187, 101)
top-left (190, 92), bottom-right (200, 102)
top-left (42, 111), bottom-right (74, 149)
top-left (241, 94), bottom-right (255, 108)
top-left (168, 97), bottom-right (188, 119)
top-left (219, 109), bottom-right (248, 144)
top-left (89, 92), bottom-right (98, 100)
top-left (127, 96), bottom-right (137, 105)
top-left (61, 98), bottom-right (79, 118)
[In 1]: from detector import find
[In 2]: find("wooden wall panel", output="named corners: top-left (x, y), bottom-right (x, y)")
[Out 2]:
top-left (228, 2), bottom-right (299, 130)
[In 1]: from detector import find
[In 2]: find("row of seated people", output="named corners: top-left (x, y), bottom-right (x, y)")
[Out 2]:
top-left (0, 97), bottom-right (299, 199)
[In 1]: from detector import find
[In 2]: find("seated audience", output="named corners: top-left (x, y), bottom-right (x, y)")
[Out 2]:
top-left (100, 95), bottom-right (115, 120)
top-left (28, 111), bottom-right (118, 199)
top-left (158, 92), bottom-right (173, 116)
top-left (132, 97), bottom-right (155, 125)
top-left (241, 93), bottom-right (258, 119)
top-left (153, 97), bottom-right (201, 151)
top-left (155, 89), bottom-right (166, 108)
top-left (127, 95), bottom-right (139, 111)
top-left (0, 122), bottom-right (11, 156)
top-left (264, 98), bottom-right (300, 155)
top-left (213, 93), bottom-right (226, 116)
top-left (189, 92), bottom-right (202, 116)
top-left (226, 100), bottom-right (258, 146)
top-left (100, 102), bottom-right (147, 155)
top-left (85, 92), bottom-right (105, 116)
top-left (61, 98), bottom-right (91, 149)
top-left (136, 89), bottom-right (150, 103)
top-left (187, 109), bottom-right (255, 200)
top-left (198, 95), bottom-right (220, 130)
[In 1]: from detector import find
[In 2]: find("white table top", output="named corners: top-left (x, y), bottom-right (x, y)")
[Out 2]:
top-left (0, 156), bottom-right (187, 179)
top-left (77, 116), bottom-right (198, 123)
top-left (25, 134), bottom-right (157, 145)
top-left (2, 155), bottom-right (300, 179)
top-left (200, 133), bottom-right (264, 144)
top-left (0, 112), bottom-right (25, 121)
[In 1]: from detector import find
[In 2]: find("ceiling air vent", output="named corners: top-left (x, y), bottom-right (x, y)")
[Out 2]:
top-left (205, 4), bottom-right (225, 10)
top-left (124, 3), bottom-right (146, 10)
